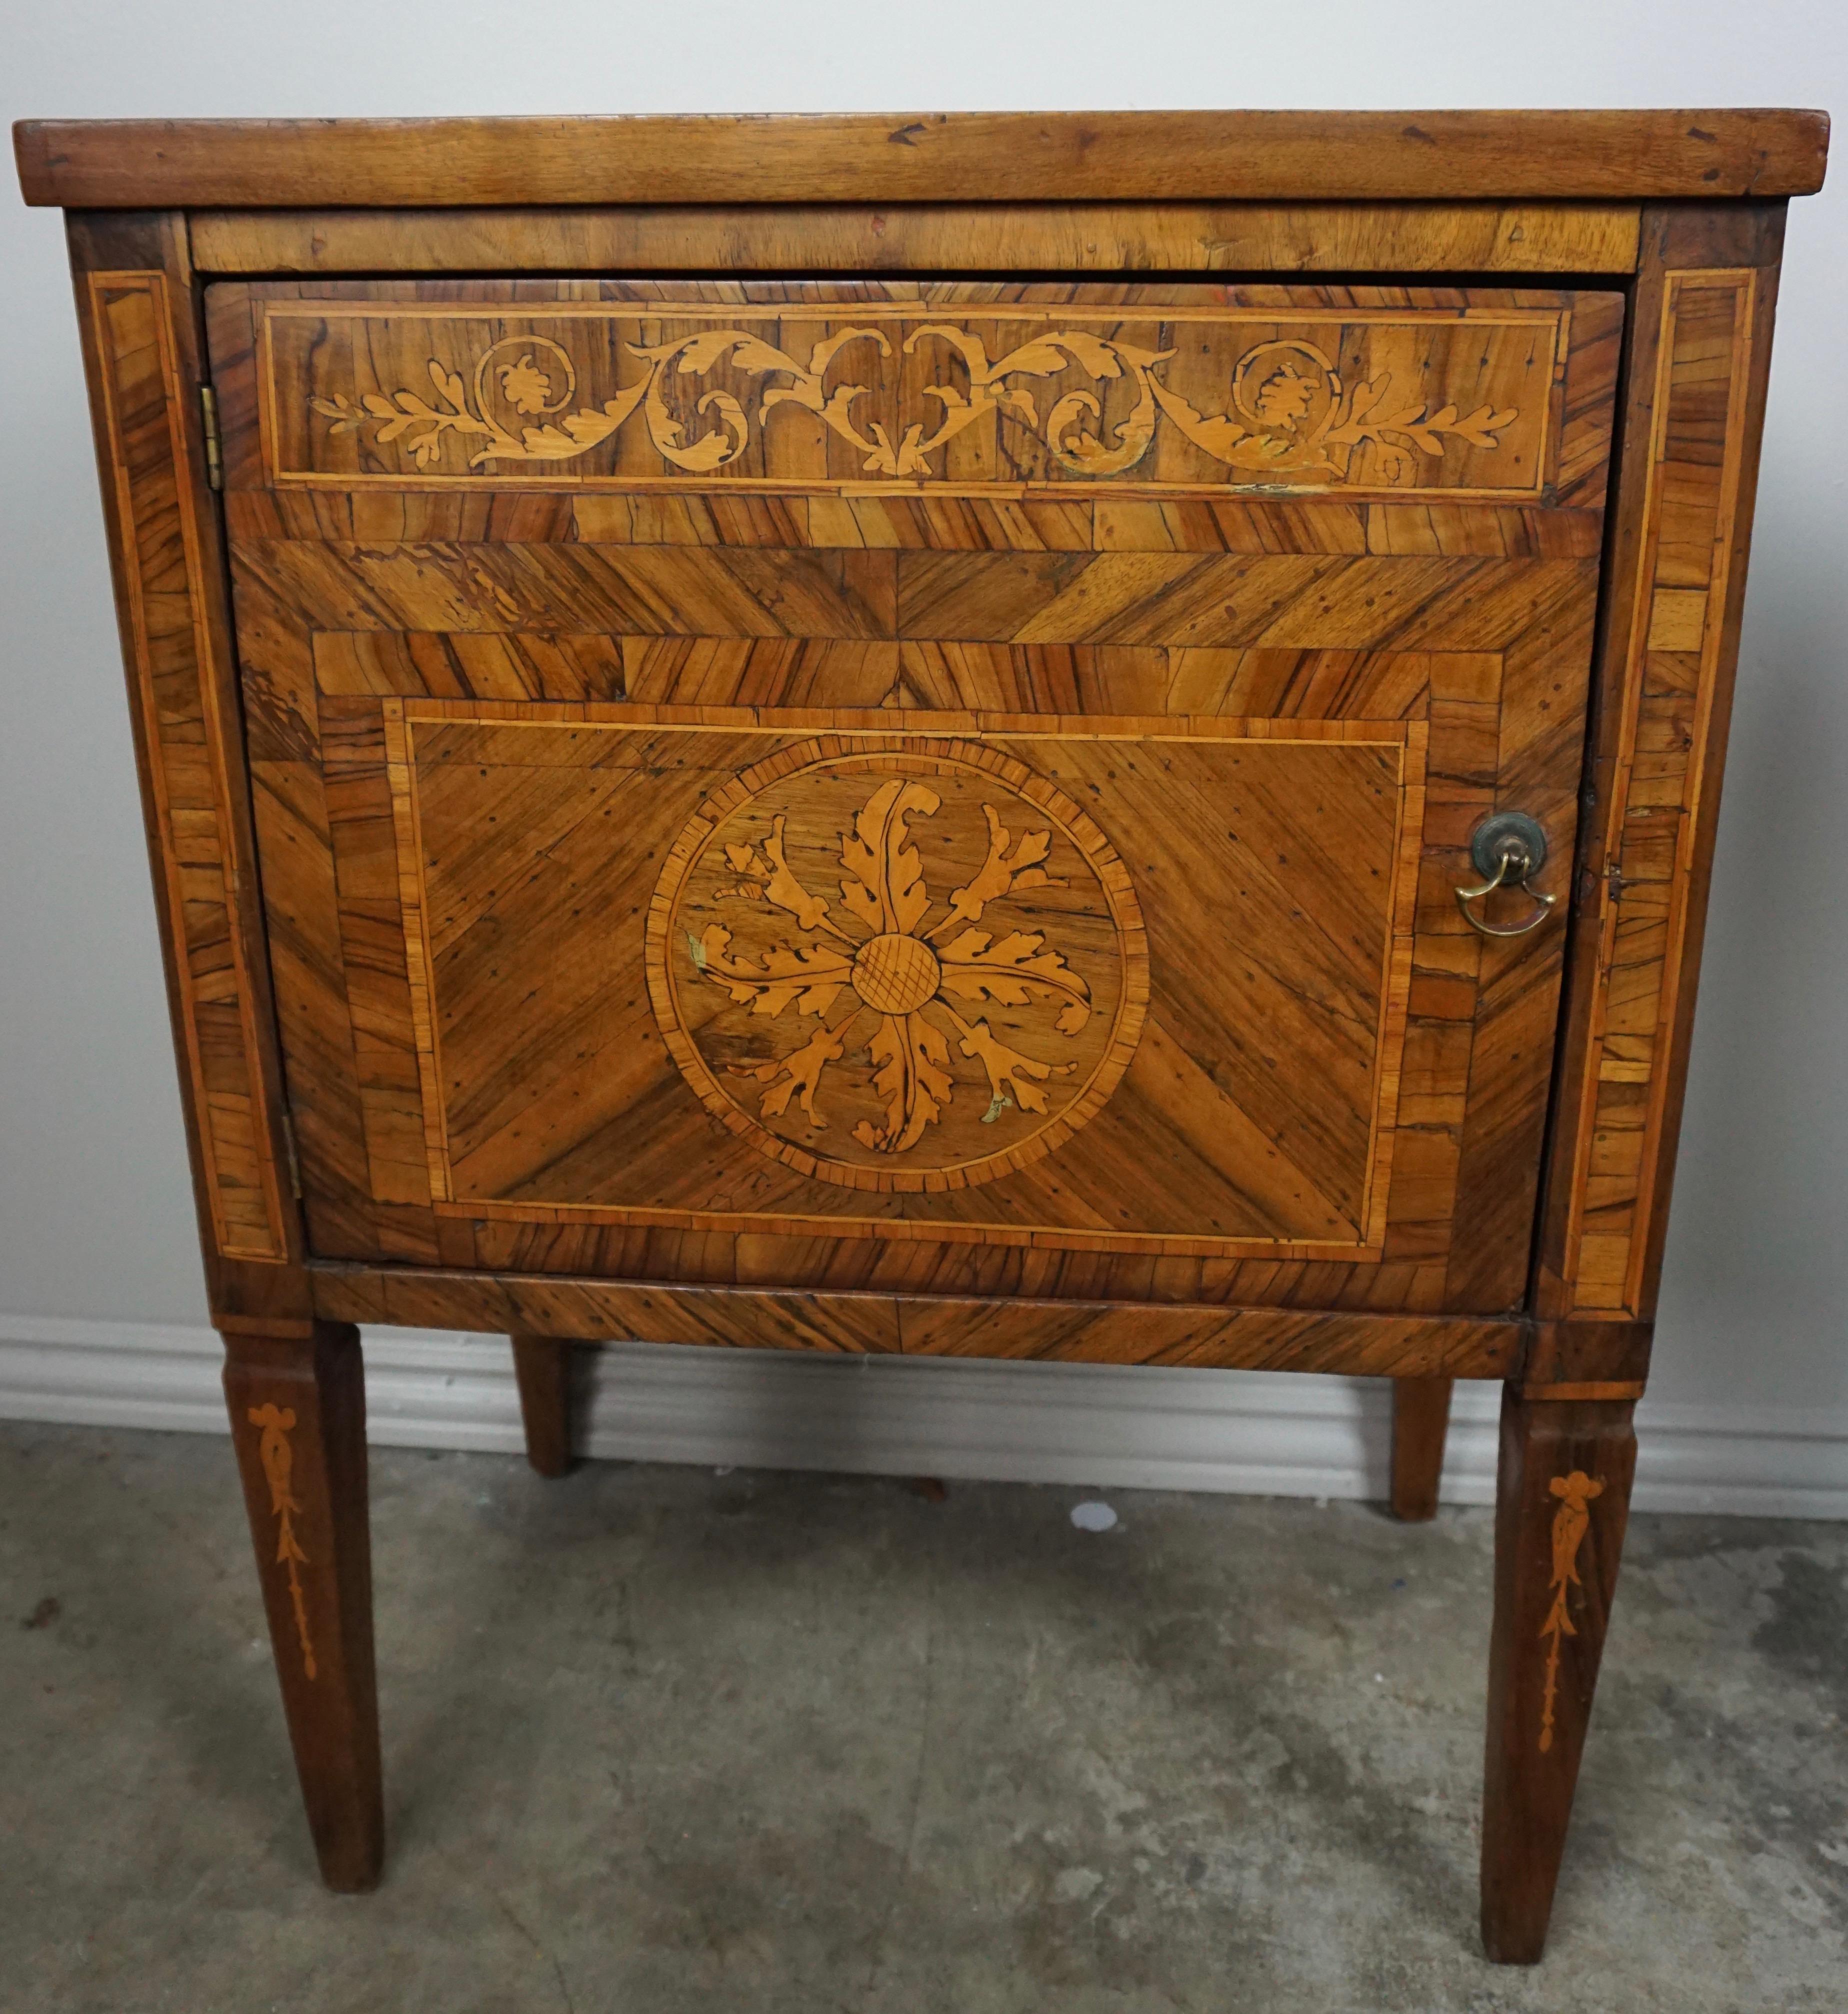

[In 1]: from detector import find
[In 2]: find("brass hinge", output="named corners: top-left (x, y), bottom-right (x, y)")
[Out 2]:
top-left (198, 384), bottom-right (224, 491)
top-left (279, 1110), bottom-right (304, 1200)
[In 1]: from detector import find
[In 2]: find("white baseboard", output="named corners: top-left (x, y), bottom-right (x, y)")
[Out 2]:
top-left (0, 1312), bottom-right (1843, 1519)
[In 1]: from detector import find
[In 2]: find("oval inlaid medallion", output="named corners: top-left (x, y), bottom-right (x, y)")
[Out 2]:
top-left (645, 740), bottom-right (1150, 1194)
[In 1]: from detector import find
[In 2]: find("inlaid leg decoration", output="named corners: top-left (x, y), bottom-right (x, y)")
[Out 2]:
top-left (222, 1318), bottom-right (382, 1892)
top-left (1480, 1386), bottom-right (1637, 1964)
top-left (1390, 1376), bottom-right (1452, 1520)
top-left (510, 1333), bottom-right (578, 1478)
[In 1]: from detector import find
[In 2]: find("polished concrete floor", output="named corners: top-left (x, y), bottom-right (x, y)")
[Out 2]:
top-left (2, 1420), bottom-right (1844, 2012)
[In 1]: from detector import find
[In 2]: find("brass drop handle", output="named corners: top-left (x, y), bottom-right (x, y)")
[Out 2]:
top-left (1455, 812), bottom-right (1558, 939)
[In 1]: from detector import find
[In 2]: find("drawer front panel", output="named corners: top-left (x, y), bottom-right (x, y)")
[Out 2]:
top-left (208, 278), bottom-right (1621, 1312)
top-left (254, 296), bottom-right (1566, 502)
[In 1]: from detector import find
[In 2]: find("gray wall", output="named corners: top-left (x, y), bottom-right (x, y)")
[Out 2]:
top-left (4, 3), bottom-right (1844, 1436)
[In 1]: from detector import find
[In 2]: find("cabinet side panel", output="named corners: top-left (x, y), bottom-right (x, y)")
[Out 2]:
top-left (70, 224), bottom-right (293, 1266)
top-left (1540, 206), bottom-right (1786, 1319)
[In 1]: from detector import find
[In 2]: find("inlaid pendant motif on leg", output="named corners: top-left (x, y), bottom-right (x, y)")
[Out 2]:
top-left (1538, 1468), bottom-right (1604, 1752)
top-left (248, 1402), bottom-right (318, 1682)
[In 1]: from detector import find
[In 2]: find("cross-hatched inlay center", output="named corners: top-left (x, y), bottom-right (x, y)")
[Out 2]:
top-left (851, 932), bottom-right (942, 1016)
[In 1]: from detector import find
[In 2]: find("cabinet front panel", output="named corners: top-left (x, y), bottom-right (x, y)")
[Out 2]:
top-left (382, 709), bottom-right (1418, 1258)
top-left (208, 278), bottom-right (1621, 1311)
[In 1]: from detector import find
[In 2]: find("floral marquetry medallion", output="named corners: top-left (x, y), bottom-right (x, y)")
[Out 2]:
top-left (646, 742), bottom-right (1149, 1192)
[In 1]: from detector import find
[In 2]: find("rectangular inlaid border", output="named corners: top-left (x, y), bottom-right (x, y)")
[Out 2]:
top-left (256, 300), bottom-right (1566, 503)
top-left (380, 698), bottom-right (451, 1209)
top-left (380, 703), bottom-right (1427, 1260)
top-left (1564, 268), bottom-right (1758, 1314)
top-left (88, 269), bottom-right (290, 1262)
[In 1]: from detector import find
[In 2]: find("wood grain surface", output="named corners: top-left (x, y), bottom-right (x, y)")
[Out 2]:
top-left (221, 1317), bottom-right (382, 1890)
top-left (208, 276), bottom-right (1620, 1312)
top-left (72, 244), bottom-right (292, 1265)
top-left (1538, 208), bottom-right (1786, 1321)
top-left (1480, 1390), bottom-right (1637, 1962)
top-left (36, 136), bottom-right (1818, 1946)
top-left (1390, 1376), bottom-right (1453, 1519)
top-left (386, 710), bottom-right (1416, 1260)
top-left (311, 1265), bottom-right (1526, 1374)
top-left (16, 109), bottom-right (1830, 208)
top-left (188, 204), bottom-right (1646, 280)
top-left (509, 1334), bottom-right (577, 1476)
top-left (1568, 272), bottom-right (1758, 1313)
top-left (254, 294), bottom-right (1566, 500)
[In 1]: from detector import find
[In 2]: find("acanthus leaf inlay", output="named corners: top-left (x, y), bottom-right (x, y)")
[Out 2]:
top-left (648, 740), bottom-right (1147, 1192)
top-left (293, 310), bottom-right (1547, 493)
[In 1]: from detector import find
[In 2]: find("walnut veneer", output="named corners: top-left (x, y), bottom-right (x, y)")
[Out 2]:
top-left (18, 107), bottom-right (1827, 1962)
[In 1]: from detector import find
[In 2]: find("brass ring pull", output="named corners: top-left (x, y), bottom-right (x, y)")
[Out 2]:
top-left (1455, 812), bottom-right (1558, 940)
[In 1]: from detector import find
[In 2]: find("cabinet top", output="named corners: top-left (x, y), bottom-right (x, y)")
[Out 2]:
top-left (13, 108), bottom-right (1830, 210)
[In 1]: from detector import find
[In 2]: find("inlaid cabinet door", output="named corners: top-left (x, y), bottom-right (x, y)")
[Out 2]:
top-left (206, 278), bottom-right (1621, 1312)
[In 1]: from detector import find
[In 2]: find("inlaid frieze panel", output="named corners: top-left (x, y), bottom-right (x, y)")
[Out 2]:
top-left (245, 292), bottom-right (1568, 500)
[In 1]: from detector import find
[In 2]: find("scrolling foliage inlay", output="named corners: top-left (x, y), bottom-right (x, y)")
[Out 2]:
top-left (276, 304), bottom-right (1560, 496)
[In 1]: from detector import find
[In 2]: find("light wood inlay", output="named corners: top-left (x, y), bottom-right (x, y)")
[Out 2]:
top-left (88, 270), bottom-right (288, 1262)
top-left (248, 1402), bottom-right (317, 1679)
top-left (1538, 1469), bottom-right (1605, 1752)
top-left (260, 298), bottom-right (1564, 500)
top-left (1565, 270), bottom-right (1758, 1315)
top-left (382, 708), bottom-right (1426, 1260)
top-left (208, 276), bottom-right (1619, 1308)
top-left (1519, 1379), bottom-right (1646, 1402)
top-left (649, 738), bottom-right (1150, 1190)
top-left (27, 107), bottom-right (1821, 1954)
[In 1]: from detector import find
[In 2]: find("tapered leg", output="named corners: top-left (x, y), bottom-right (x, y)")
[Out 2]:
top-left (1390, 1376), bottom-right (1452, 1520)
top-left (510, 1333), bottom-right (578, 1478)
top-left (1481, 1386), bottom-right (1637, 1963)
top-left (221, 1317), bottom-right (382, 1892)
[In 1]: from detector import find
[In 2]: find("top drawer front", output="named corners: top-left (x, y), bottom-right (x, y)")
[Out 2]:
top-left (246, 290), bottom-right (1571, 504)
top-left (210, 277), bottom-right (1618, 1316)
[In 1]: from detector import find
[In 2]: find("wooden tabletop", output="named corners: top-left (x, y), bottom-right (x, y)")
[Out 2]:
top-left (14, 109), bottom-right (1830, 210)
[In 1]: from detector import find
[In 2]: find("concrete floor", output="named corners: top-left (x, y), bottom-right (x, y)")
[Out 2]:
top-left (2, 1422), bottom-right (1844, 2013)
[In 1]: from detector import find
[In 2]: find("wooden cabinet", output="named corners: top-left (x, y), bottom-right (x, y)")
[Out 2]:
top-left (18, 108), bottom-right (1828, 1961)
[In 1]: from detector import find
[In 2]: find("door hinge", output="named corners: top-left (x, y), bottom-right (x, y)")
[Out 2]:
top-left (198, 384), bottom-right (224, 491)
top-left (280, 1110), bottom-right (304, 1200)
